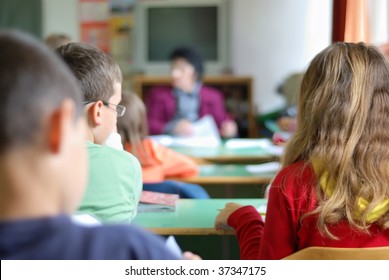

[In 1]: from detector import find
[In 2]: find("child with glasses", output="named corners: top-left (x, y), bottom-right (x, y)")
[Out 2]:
top-left (0, 30), bottom-right (185, 259)
top-left (56, 43), bottom-right (142, 223)
top-left (117, 93), bottom-right (210, 199)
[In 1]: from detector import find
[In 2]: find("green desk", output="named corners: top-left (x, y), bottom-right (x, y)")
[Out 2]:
top-left (172, 164), bottom-right (276, 185)
top-left (133, 198), bottom-right (267, 235)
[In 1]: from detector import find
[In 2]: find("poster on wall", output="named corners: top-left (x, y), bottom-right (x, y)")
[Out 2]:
top-left (109, 0), bottom-right (135, 74)
top-left (79, 0), bottom-right (110, 52)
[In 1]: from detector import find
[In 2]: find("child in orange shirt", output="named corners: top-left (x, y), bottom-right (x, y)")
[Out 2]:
top-left (117, 93), bottom-right (210, 199)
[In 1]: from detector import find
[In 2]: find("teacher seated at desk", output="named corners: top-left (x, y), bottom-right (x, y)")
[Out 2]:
top-left (146, 46), bottom-right (237, 138)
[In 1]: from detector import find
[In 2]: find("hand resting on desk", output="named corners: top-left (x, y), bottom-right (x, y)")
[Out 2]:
top-left (214, 202), bottom-right (243, 230)
top-left (173, 119), bottom-right (194, 136)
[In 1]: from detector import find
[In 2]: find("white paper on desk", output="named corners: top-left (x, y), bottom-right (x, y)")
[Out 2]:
top-left (224, 138), bottom-right (285, 156)
top-left (256, 204), bottom-right (267, 214)
top-left (192, 115), bottom-right (220, 138)
top-left (265, 145), bottom-right (284, 156)
top-left (246, 161), bottom-right (281, 173)
top-left (71, 214), bottom-right (101, 226)
top-left (224, 138), bottom-right (273, 149)
top-left (257, 204), bottom-right (267, 222)
top-left (148, 135), bottom-right (174, 146)
top-left (165, 235), bottom-right (183, 259)
top-left (149, 116), bottom-right (221, 148)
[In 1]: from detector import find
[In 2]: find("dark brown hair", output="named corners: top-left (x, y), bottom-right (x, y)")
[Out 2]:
top-left (56, 43), bottom-right (122, 102)
top-left (0, 30), bottom-right (83, 153)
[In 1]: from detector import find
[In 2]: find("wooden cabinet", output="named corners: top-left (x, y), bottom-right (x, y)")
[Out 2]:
top-left (131, 75), bottom-right (256, 138)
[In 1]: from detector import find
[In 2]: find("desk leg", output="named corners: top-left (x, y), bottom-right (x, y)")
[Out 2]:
top-left (222, 236), bottom-right (231, 259)
top-left (225, 184), bottom-right (233, 197)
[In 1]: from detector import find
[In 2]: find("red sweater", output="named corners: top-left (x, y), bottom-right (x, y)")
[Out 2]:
top-left (228, 161), bottom-right (389, 259)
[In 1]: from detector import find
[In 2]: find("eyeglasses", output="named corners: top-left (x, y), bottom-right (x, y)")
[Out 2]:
top-left (83, 100), bottom-right (126, 117)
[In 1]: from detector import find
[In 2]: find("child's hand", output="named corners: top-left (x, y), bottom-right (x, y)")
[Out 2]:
top-left (214, 202), bottom-right (243, 230)
top-left (220, 120), bottom-right (237, 138)
top-left (182, 251), bottom-right (202, 260)
top-left (174, 119), bottom-right (193, 136)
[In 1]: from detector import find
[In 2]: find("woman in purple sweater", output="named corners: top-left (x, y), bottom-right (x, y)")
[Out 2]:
top-left (146, 46), bottom-right (237, 137)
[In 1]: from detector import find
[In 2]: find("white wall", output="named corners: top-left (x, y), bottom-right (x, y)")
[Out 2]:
top-left (42, 0), bottom-right (79, 41)
top-left (41, 0), bottom-right (333, 114)
top-left (231, 0), bottom-right (332, 114)
top-left (369, 0), bottom-right (389, 45)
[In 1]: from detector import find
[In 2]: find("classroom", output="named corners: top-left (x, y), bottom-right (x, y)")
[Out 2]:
top-left (1, 0), bottom-right (389, 264)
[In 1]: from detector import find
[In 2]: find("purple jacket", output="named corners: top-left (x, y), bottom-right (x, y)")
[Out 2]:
top-left (146, 85), bottom-right (230, 135)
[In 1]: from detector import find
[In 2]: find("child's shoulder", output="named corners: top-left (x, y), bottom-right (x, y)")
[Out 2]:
top-left (87, 141), bottom-right (141, 167)
top-left (272, 161), bottom-right (316, 191)
top-left (80, 223), bottom-right (178, 259)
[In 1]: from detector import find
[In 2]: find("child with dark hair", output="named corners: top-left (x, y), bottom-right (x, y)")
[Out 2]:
top-left (117, 93), bottom-right (210, 199)
top-left (56, 43), bottom-right (142, 223)
top-left (146, 46), bottom-right (237, 138)
top-left (0, 30), bottom-right (181, 259)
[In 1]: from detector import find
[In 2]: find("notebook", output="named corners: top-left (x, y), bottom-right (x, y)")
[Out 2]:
top-left (137, 190), bottom-right (179, 212)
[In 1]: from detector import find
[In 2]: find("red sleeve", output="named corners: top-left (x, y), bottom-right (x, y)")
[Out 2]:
top-left (228, 206), bottom-right (265, 260)
top-left (228, 162), bottom-right (317, 260)
top-left (258, 162), bottom-right (317, 259)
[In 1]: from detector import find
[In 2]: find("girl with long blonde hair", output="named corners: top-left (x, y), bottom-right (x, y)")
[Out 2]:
top-left (215, 42), bottom-right (389, 259)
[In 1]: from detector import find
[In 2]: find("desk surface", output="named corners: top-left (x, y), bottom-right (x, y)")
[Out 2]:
top-left (171, 145), bottom-right (279, 164)
top-left (133, 198), bottom-right (266, 235)
top-left (173, 164), bottom-right (276, 185)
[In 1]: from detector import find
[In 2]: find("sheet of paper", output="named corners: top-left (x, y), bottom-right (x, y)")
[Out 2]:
top-left (71, 214), bottom-right (101, 226)
top-left (265, 145), bottom-right (284, 156)
top-left (224, 138), bottom-right (273, 149)
top-left (224, 138), bottom-right (285, 156)
top-left (256, 204), bottom-right (267, 214)
top-left (149, 116), bottom-right (222, 148)
top-left (165, 235), bottom-right (183, 259)
top-left (192, 115), bottom-right (220, 138)
top-left (245, 161), bottom-right (281, 173)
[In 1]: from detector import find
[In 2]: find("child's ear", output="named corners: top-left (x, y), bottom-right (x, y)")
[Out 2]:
top-left (86, 101), bottom-right (104, 127)
top-left (47, 99), bottom-right (75, 153)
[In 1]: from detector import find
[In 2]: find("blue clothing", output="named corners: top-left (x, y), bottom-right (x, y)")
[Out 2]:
top-left (164, 82), bottom-right (201, 134)
top-left (0, 215), bottom-right (178, 260)
top-left (143, 180), bottom-right (210, 199)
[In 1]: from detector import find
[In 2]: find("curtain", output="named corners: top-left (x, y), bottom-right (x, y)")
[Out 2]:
top-left (344, 0), bottom-right (370, 43)
top-left (332, 0), bottom-right (347, 42)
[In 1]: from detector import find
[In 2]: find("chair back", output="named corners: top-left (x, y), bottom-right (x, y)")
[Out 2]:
top-left (283, 246), bottom-right (389, 260)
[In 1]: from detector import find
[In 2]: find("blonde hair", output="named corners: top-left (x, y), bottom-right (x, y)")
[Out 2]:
top-left (117, 92), bottom-right (150, 165)
top-left (282, 42), bottom-right (389, 237)
top-left (45, 33), bottom-right (71, 50)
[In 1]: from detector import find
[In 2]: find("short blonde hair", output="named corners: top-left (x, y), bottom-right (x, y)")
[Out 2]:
top-left (45, 33), bottom-right (71, 50)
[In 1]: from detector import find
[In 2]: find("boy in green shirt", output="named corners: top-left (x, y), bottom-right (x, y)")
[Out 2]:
top-left (57, 43), bottom-right (142, 223)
